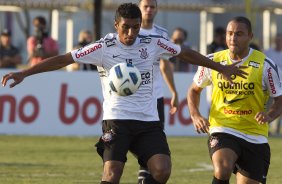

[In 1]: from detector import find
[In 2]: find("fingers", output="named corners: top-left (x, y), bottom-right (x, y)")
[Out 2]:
top-left (1, 73), bottom-right (19, 88)
top-left (236, 69), bottom-right (248, 79)
top-left (255, 112), bottom-right (270, 124)
top-left (10, 81), bottom-right (18, 88)
top-left (193, 119), bottom-right (210, 134)
top-left (1, 74), bottom-right (10, 87)
top-left (170, 106), bottom-right (177, 115)
top-left (170, 97), bottom-right (178, 115)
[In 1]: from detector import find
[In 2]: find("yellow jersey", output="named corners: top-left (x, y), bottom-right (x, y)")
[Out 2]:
top-left (209, 49), bottom-right (269, 137)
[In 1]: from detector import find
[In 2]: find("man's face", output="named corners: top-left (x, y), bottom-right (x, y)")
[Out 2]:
top-left (139, 0), bottom-right (157, 22)
top-left (0, 35), bottom-right (10, 47)
top-left (115, 17), bottom-right (141, 46)
top-left (226, 21), bottom-right (252, 55)
top-left (171, 30), bottom-right (185, 45)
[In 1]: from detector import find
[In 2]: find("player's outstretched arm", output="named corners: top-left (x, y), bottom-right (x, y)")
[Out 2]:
top-left (187, 82), bottom-right (210, 134)
top-left (255, 95), bottom-right (282, 124)
top-left (177, 46), bottom-right (248, 82)
top-left (1, 53), bottom-right (74, 88)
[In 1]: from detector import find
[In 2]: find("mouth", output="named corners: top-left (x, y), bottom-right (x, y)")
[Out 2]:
top-left (126, 37), bottom-right (134, 41)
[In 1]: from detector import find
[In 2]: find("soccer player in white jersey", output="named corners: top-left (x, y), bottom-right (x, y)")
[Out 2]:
top-left (187, 16), bottom-right (282, 184)
top-left (137, 0), bottom-right (178, 182)
top-left (2, 4), bottom-right (247, 184)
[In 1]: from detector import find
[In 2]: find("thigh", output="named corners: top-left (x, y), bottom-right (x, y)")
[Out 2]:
top-left (208, 133), bottom-right (240, 173)
top-left (235, 142), bottom-right (270, 184)
top-left (208, 133), bottom-right (241, 158)
top-left (101, 120), bottom-right (133, 163)
top-left (130, 122), bottom-right (170, 167)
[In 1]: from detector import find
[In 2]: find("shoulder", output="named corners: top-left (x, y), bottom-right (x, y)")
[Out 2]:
top-left (264, 56), bottom-right (277, 69)
top-left (99, 33), bottom-right (117, 47)
top-left (210, 49), bottom-right (229, 60)
top-left (153, 24), bottom-right (168, 33)
top-left (153, 24), bottom-right (169, 39)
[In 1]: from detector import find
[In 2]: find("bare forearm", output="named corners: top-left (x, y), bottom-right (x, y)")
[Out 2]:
top-left (160, 59), bottom-right (177, 94)
top-left (177, 47), bottom-right (224, 73)
top-left (23, 53), bottom-right (73, 77)
top-left (187, 86), bottom-right (202, 118)
top-left (267, 96), bottom-right (282, 122)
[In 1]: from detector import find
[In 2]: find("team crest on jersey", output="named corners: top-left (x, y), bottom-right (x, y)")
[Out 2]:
top-left (140, 37), bottom-right (152, 44)
top-left (139, 48), bottom-right (149, 59)
top-left (209, 137), bottom-right (219, 148)
top-left (248, 61), bottom-right (260, 68)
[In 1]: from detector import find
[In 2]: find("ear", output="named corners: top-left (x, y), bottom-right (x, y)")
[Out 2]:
top-left (114, 21), bottom-right (119, 31)
top-left (249, 32), bottom-right (254, 40)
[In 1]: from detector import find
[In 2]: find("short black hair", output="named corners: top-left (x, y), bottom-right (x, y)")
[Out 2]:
top-left (214, 27), bottom-right (226, 36)
top-left (33, 16), bottom-right (47, 26)
top-left (115, 3), bottom-right (142, 22)
top-left (174, 27), bottom-right (188, 40)
top-left (230, 16), bottom-right (252, 33)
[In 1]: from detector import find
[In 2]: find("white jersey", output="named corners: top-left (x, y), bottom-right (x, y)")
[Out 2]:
top-left (71, 33), bottom-right (181, 121)
top-left (193, 48), bottom-right (282, 143)
top-left (139, 24), bottom-right (169, 99)
top-left (264, 48), bottom-right (282, 71)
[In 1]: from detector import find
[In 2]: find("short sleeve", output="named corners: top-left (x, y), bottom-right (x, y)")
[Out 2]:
top-left (263, 58), bottom-right (282, 97)
top-left (71, 42), bottom-right (104, 66)
top-left (193, 66), bottom-right (212, 88)
top-left (154, 37), bottom-right (181, 57)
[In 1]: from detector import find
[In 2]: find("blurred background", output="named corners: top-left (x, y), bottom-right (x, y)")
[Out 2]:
top-left (0, 0), bottom-right (281, 62)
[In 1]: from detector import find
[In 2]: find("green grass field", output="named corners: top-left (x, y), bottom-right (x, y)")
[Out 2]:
top-left (0, 135), bottom-right (281, 184)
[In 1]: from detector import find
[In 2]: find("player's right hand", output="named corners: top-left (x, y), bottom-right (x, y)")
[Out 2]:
top-left (1, 72), bottom-right (25, 88)
top-left (191, 115), bottom-right (210, 134)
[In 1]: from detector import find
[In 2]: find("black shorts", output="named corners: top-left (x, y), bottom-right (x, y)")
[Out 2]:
top-left (95, 119), bottom-right (170, 167)
top-left (157, 97), bottom-right (165, 129)
top-left (208, 133), bottom-right (270, 184)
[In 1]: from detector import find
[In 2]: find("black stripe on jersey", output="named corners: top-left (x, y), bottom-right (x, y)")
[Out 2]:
top-left (206, 53), bottom-right (214, 60)
top-left (138, 34), bottom-right (169, 41)
top-left (95, 40), bottom-right (104, 43)
top-left (153, 25), bottom-right (168, 34)
top-left (265, 58), bottom-right (280, 80)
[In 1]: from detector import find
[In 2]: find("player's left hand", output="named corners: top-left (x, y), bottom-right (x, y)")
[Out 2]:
top-left (170, 93), bottom-right (178, 114)
top-left (255, 112), bottom-right (271, 124)
top-left (221, 61), bottom-right (248, 83)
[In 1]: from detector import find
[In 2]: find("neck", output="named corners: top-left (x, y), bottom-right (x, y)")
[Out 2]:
top-left (141, 20), bottom-right (153, 29)
top-left (229, 48), bottom-right (250, 61)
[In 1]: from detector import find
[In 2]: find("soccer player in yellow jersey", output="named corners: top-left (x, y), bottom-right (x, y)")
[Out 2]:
top-left (187, 16), bottom-right (282, 184)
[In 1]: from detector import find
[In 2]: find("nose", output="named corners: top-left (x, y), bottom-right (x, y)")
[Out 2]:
top-left (128, 28), bottom-right (134, 36)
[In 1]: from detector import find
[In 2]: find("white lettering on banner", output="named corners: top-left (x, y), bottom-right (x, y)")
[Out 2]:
top-left (0, 70), bottom-right (207, 136)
